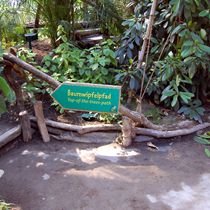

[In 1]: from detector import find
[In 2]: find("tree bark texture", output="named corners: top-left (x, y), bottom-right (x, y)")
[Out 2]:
top-left (31, 117), bottom-right (210, 139)
top-left (3, 53), bottom-right (60, 89)
top-left (30, 116), bottom-right (121, 134)
top-left (4, 66), bottom-right (32, 142)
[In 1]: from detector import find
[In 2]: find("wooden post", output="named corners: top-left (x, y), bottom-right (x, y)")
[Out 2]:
top-left (19, 111), bottom-right (32, 142)
top-left (3, 66), bottom-right (32, 142)
top-left (34, 101), bottom-right (50, 142)
top-left (121, 116), bottom-right (134, 147)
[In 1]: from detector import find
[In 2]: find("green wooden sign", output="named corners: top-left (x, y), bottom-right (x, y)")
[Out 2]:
top-left (51, 82), bottom-right (121, 113)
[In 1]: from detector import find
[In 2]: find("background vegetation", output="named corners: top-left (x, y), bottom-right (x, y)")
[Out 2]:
top-left (0, 0), bottom-right (209, 122)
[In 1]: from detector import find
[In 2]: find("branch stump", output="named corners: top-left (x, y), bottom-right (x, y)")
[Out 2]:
top-left (19, 110), bottom-right (32, 142)
top-left (121, 116), bottom-right (134, 147)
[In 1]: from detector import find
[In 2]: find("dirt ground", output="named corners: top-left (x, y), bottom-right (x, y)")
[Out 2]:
top-left (0, 133), bottom-right (210, 210)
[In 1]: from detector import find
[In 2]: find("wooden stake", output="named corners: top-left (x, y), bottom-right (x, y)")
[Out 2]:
top-left (34, 101), bottom-right (50, 142)
top-left (121, 116), bottom-right (134, 147)
top-left (19, 111), bottom-right (32, 142)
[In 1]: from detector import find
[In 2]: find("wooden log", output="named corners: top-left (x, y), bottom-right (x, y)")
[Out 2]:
top-left (34, 101), bottom-right (50, 142)
top-left (31, 121), bottom-right (62, 135)
top-left (31, 118), bottom-right (210, 142)
top-left (119, 105), bottom-right (164, 130)
top-left (75, 28), bottom-right (101, 37)
top-left (30, 116), bottom-right (121, 134)
top-left (81, 34), bottom-right (103, 45)
top-left (0, 125), bottom-right (21, 148)
top-left (31, 115), bottom-right (210, 139)
top-left (134, 123), bottom-right (210, 138)
top-left (19, 111), bottom-right (32, 142)
top-left (3, 53), bottom-right (60, 89)
top-left (51, 131), bottom-right (119, 144)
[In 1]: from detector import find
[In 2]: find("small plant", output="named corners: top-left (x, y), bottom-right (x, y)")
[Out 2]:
top-left (144, 107), bottom-right (163, 124)
top-left (42, 25), bottom-right (117, 85)
top-left (178, 100), bottom-right (205, 123)
top-left (16, 48), bottom-right (46, 100)
top-left (0, 200), bottom-right (12, 210)
top-left (0, 76), bottom-right (15, 116)
top-left (194, 131), bottom-right (210, 158)
top-left (155, 54), bottom-right (195, 109)
top-left (99, 112), bottom-right (121, 124)
top-left (17, 48), bottom-right (37, 65)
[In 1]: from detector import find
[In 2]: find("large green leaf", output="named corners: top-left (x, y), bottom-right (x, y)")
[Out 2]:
top-left (0, 77), bottom-right (10, 98)
top-left (0, 76), bottom-right (15, 102)
top-left (161, 89), bottom-right (175, 101)
top-left (171, 24), bottom-right (184, 35)
top-left (199, 10), bottom-right (209, 17)
top-left (194, 136), bottom-right (210, 145)
top-left (204, 148), bottom-right (210, 158)
top-left (171, 94), bottom-right (178, 107)
top-left (200, 29), bottom-right (207, 40)
top-left (199, 44), bottom-right (210, 54)
top-left (0, 96), bottom-right (7, 115)
top-left (172, 0), bottom-right (181, 17)
top-left (181, 48), bottom-right (194, 58)
top-left (189, 63), bottom-right (196, 79)
top-left (180, 91), bottom-right (194, 103)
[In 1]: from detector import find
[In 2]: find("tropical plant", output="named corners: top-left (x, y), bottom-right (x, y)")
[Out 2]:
top-left (42, 25), bottom-right (117, 85)
top-left (116, 0), bottom-right (210, 121)
top-left (17, 47), bottom-right (49, 100)
top-left (0, 76), bottom-right (16, 116)
top-left (0, 46), bottom-right (15, 116)
top-left (194, 131), bottom-right (210, 157)
top-left (116, 3), bottom-right (145, 65)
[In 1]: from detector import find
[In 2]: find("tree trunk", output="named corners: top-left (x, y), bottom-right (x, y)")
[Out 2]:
top-left (34, 4), bottom-right (41, 33)
top-left (121, 116), bottom-right (133, 147)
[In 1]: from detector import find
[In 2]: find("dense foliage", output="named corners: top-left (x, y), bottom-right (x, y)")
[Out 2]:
top-left (42, 26), bottom-right (117, 85)
top-left (0, 0), bottom-right (27, 48)
top-left (116, 0), bottom-right (210, 121)
top-left (0, 0), bottom-right (209, 122)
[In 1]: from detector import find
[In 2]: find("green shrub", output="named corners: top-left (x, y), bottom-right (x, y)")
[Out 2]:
top-left (42, 26), bottom-right (118, 85)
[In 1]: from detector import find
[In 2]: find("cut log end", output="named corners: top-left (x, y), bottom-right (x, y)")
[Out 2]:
top-left (19, 110), bottom-right (32, 142)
